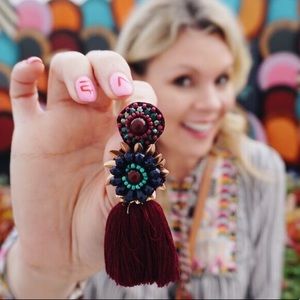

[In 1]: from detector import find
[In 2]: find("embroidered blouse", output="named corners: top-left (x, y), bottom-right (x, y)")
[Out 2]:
top-left (0, 138), bottom-right (286, 299)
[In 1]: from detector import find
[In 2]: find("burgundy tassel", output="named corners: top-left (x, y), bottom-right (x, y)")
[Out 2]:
top-left (105, 200), bottom-right (179, 287)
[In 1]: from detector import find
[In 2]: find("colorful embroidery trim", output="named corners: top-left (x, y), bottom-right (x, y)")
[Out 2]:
top-left (167, 150), bottom-right (238, 294)
top-left (193, 155), bottom-right (238, 275)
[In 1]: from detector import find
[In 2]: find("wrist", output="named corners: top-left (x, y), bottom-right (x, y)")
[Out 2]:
top-left (7, 241), bottom-right (78, 299)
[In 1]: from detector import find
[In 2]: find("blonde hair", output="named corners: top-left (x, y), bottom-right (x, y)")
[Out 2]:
top-left (116, 0), bottom-right (253, 171)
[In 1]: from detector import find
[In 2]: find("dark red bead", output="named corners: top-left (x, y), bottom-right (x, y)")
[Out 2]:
top-left (128, 170), bottom-right (141, 184)
top-left (129, 118), bottom-right (148, 135)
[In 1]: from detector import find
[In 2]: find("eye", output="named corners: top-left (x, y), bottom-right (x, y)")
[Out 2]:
top-left (172, 75), bottom-right (193, 87)
top-left (215, 73), bottom-right (230, 87)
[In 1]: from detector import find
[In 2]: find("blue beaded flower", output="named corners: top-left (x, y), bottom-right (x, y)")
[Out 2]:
top-left (106, 143), bottom-right (168, 203)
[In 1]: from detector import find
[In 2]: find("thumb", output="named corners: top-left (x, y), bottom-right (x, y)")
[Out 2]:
top-left (10, 57), bottom-right (45, 124)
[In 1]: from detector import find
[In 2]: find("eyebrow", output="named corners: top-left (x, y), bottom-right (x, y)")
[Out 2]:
top-left (169, 63), bottom-right (234, 75)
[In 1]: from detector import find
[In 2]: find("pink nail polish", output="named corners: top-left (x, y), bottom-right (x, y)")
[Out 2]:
top-left (75, 76), bottom-right (97, 102)
top-left (109, 72), bottom-right (133, 97)
top-left (26, 56), bottom-right (42, 64)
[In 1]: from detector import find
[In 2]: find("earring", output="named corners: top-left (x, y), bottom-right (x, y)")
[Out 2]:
top-left (104, 101), bottom-right (179, 287)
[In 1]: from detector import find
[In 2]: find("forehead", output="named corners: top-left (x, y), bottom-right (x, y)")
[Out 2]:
top-left (154, 28), bottom-right (234, 73)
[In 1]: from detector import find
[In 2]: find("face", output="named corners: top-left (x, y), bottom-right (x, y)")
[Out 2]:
top-left (140, 28), bottom-right (235, 164)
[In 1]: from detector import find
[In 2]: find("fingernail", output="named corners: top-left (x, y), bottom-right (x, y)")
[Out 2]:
top-left (109, 72), bottom-right (133, 97)
top-left (26, 56), bottom-right (42, 64)
top-left (75, 76), bottom-right (97, 102)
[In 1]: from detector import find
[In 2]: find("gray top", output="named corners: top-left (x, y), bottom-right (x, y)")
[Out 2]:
top-left (84, 138), bottom-right (286, 299)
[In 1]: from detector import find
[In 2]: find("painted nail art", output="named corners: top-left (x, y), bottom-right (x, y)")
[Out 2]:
top-left (26, 56), bottom-right (42, 64)
top-left (109, 72), bottom-right (133, 97)
top-left (75, 76), bottom-right (97, 102)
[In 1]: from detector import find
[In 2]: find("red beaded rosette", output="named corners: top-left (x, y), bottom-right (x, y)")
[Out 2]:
top-left (117, 102), bottom-right (165, 147)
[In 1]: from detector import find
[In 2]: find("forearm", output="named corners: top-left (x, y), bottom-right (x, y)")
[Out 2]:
top-left (6, 241), bottom-right (77, 299)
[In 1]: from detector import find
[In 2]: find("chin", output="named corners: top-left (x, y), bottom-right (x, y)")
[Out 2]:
top-left (189, 144), bottom-right (212, 159)
top-left (177, 139), bottom-right (213, 161)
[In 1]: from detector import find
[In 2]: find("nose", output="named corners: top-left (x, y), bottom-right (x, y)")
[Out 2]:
top-left (192, 84), bottom-right (224, 113)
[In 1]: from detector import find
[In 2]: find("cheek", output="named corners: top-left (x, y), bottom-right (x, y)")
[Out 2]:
top-left (156, 92), bottom-right (184, 122)
top-left (159, 104), bottom-right (181, 131)
top-left (220, 89), bottom-right (235, 113)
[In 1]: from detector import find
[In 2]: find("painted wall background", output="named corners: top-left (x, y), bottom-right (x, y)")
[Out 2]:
top-left (0, 0), bottom-right (299, 298)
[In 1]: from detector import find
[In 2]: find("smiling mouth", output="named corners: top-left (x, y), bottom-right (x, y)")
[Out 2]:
top-left (180, 122), bottom-right (214, 140)
top-left (182, 122), bottom-right (213, 133)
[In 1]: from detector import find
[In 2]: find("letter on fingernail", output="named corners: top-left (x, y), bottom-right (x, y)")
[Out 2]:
top-left (109, 72), bottom-right (133, 97)
top-left (26, 56), bottom-right (42, 64)
top-left (75, 76), bottom-right (97, 102)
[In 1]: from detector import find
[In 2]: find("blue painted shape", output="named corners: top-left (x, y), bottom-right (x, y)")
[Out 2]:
top-left (0, 32), bottom-right (19, 67)
top-left (219, 0), bottom-right (240, 14)
top-left (295, 92), bottom-right (300, 121)
top-left (81, 0), bottom-right (114, 29)
top-left (267, 0), bottom-right (298, 23)
top-left (136, 0), bottom-right (147, 5)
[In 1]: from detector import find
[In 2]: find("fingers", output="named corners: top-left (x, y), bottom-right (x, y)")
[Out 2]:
top-left (86, 50), bottom-right (133, 100)
top-left (47, 50), bottom-right (134, 110)
top-left (10, 57), bottom-right (45, 124)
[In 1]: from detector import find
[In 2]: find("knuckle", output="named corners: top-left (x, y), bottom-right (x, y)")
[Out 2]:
top-left (49, 52), bottom-right (88, 80)
top-left (87, 50), bottom-right (130, 71)
top-left (50, 51), bottom-right (86, 69)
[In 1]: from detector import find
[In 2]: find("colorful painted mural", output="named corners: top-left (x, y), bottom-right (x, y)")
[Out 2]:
top-left (0, 0), bottom-right (299, 298)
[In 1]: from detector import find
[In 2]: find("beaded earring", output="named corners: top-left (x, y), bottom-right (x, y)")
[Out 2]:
top-left (104, 101), bottom-right (179, 287)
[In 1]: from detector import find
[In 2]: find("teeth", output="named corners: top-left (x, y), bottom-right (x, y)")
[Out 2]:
top-left (184, 122), bottom-right (212, 132)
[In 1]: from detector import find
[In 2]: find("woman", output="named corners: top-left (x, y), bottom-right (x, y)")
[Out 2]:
top-left (1, 0), bottom-right (285, 299)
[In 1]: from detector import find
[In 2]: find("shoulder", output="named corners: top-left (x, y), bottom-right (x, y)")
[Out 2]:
top-left (238, 138), bottom-right (286, 250)
top-left (238, 138), bottom-right (286, 231)
top-left (240, 136), bottom-right (285, 175)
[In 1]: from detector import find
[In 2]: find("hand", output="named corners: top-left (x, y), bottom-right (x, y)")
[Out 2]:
top-left (7, 51), bottom-right (157, 298)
